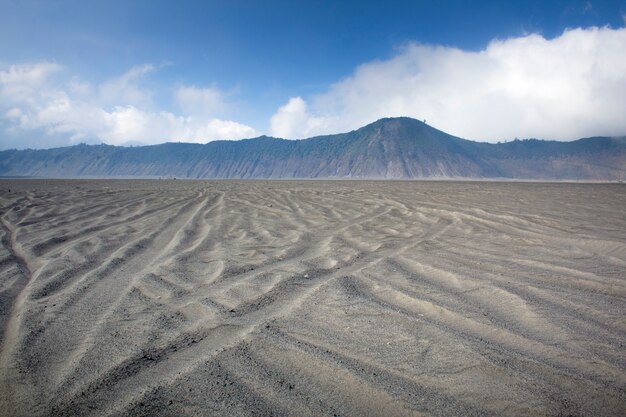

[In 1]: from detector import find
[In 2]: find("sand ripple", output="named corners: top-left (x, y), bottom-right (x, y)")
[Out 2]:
top-left (0, 180), bottom-right (625, 416)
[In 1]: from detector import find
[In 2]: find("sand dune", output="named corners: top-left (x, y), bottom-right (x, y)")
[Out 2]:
top-left (0, 179), bottom-right (625, 416)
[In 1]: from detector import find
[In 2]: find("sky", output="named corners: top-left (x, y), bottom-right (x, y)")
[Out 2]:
top-left (1, 0), bottom-right (626, 149)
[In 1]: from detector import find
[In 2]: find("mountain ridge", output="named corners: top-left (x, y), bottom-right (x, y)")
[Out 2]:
top-left (1, 117), bottom-right (625, 180)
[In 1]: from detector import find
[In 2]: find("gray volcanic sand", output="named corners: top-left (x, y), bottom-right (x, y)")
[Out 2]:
top-left (0, 179), bottom-right (625, 416)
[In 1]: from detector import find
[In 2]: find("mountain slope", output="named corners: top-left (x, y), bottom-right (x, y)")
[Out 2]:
top-left (1, 117), bottom-right (625, 180)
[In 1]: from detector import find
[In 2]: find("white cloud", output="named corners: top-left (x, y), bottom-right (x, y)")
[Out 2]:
top-left (98, 108), bottom-right (257, 145)
top-left (0, 63), bottom-right (258, 148)
top-left (269, 96), bottom-right (330, 138)
top-left (99, 64), bottom-right (156, 108)
top-left (0, 61), bottom-right (61, 86)
top-left (26, 97), bottom-right (257, 146)
top-left (0, 62), bottom-right (62, 103)
top-left (174, 85), bottom-right (229, 117)
top-left (271, 26), bottom-right (626, 141)
top-left (5, 107), bottom-right (23, 119)
top-left (67, 76), bottom-right (93, 97)
top-left (190, 118), bottom-right (258, 141)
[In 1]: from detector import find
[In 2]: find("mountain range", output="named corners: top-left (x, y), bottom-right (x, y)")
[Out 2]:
top-left (1, 117), bottom-right (625, 180)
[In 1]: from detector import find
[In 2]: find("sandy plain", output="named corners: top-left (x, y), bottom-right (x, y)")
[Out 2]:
top-left (0, 179), bottom-right (624, 416)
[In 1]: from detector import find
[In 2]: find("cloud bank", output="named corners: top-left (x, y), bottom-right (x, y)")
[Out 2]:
top-left (270, 26), bottom-right (626, 141)
top-left (2, 26), bottom-right (625, 148)
top-left (0, 63), bottom-right (257, 149)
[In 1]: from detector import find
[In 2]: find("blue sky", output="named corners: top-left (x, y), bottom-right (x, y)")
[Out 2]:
top-left (1, 0), bottom-right (625, 149)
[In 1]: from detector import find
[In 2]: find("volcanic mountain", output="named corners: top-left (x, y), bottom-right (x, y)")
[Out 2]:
top-left (1, 117), bottom-right (624, 180)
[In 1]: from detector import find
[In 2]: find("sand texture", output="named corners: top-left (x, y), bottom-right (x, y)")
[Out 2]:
top-left (0, 179), bottom-right (625, 416)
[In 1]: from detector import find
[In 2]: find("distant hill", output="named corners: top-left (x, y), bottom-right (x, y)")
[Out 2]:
top-left (1, 117), bottom-right (625, 180)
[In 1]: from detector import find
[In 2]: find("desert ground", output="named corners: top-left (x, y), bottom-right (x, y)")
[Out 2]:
top-left (0, 179), bottom-right (624, 416)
